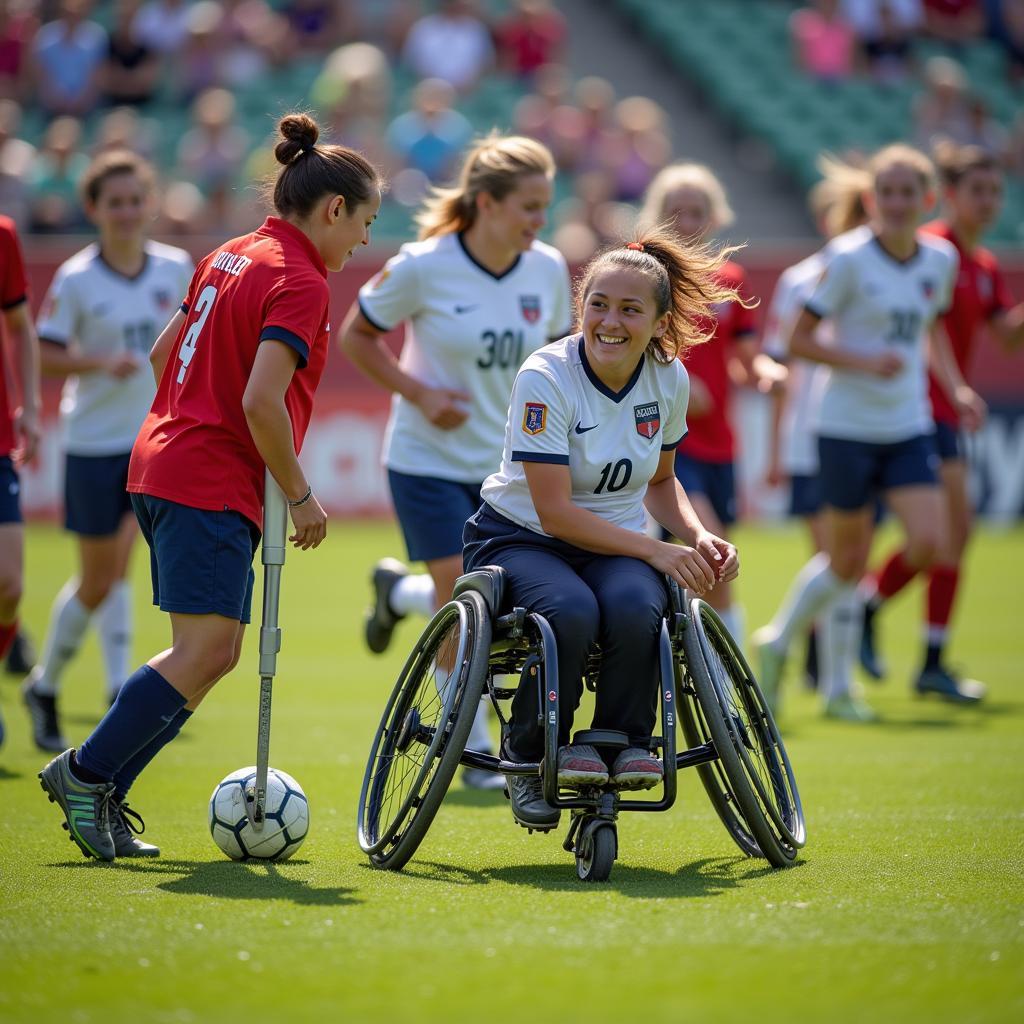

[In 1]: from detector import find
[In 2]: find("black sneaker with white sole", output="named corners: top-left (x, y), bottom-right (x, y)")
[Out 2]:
top-left (364, 558), bottom-right (408, 655)
top-left (22, 677), bottom-right (67, 753)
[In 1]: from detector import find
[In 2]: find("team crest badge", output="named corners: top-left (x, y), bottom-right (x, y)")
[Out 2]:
top-left (634, 402), bottom-right (660, 439)
top-left (921, 279), bottom-right (935, 299)
top-left (523, 402), bottom-right (547, 435)
top-left (520, 295), bottom-right (541, 324)
top-left (153, 289), bottom-right (172, 311)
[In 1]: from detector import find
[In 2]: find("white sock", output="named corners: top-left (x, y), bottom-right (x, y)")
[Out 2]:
top-left (390, 574), bottom-right (436, 617)
top-left (32, 580), bottom-right (92, 696)
top-left (820, 585), bottom-right (861, 702)
top-left (769, 553), bottom-right (846, 652)
top-left (467, 700), bottom-right (493, 753)
top-left (97, 580), bottom-right (132, 700)
top-left (717, 605), bottom-right (745, 651)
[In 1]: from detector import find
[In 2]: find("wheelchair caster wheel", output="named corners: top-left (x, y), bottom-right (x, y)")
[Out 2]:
top-left (575, 822), bottom-right (616, 882)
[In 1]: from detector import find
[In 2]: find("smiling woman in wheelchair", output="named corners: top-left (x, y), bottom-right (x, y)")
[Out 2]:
top-left (462, 227), bottom-right (748, 830)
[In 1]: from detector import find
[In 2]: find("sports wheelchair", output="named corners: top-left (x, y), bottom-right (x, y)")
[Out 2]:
top-left (358, 567), bottom-right (806, 882)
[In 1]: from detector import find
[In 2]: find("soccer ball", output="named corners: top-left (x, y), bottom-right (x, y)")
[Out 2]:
top-left (208, 766), bottom-right (309, 861)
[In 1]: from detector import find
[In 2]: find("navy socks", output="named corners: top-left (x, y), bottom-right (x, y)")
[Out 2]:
top-left (113, 707), bottom-right (193, 800)
top-left (77, 665), bottom-right (186, 782)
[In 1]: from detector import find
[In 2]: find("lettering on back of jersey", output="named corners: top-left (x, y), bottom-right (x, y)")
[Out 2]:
top-left (211, 250), bottom-right (253, 277)
top-left (634, 401), bottom-right (660, 439)
top-left (520, 295), bottom-right (541, 323)
top-left (522, 402), bottom-right (547, 435)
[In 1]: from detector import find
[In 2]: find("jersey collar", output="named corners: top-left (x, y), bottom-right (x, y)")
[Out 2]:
top-left (577, 335), bottom-right (645, 404)
top-left (457, 232), bottom-right (522, 281)
top-left (871, 233), bottom-right (921, 267)
top-left (258, 217), bottom-right (327, 277)
top-left (96, 247), bottom-right (149, 282)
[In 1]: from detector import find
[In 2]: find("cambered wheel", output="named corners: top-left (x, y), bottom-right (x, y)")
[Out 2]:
top-left (358, 591), bottom-right (490, 870)
top-left (680, 600), bottom-right (806, 867)
top-left (575, 822), bottom-right (616, 883)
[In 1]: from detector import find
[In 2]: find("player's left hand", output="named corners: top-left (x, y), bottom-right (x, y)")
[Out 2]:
top-left (12, 405), bottom-right (40, 467)
top-left (954, 385), bottom-right (987, 433)
top-left (694, 530), bottom-right (739, 584)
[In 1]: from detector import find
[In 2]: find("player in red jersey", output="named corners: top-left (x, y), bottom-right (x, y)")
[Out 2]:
top-left (639, 164), bottom-right (778, 645)
top-left (0, 216), bottom-right (41, 750)
top-left (860, 143), bottom-right (1022, 702)
top-left (38, 113), bottom-right (383, 861)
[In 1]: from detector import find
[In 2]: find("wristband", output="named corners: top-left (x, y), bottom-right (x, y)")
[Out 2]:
top-left (288, 486), bottom-right (313, 508)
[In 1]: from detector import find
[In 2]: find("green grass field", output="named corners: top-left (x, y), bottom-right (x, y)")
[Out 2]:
top-left (1, 521), bottom-right (1022, 1023)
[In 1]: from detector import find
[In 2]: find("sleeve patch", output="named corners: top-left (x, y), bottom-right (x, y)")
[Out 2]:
top-left (522, 402), bottom-right (547, 435)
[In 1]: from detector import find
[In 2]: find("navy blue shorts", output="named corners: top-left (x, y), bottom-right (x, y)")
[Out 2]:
top-left (789, 473), bottom-right (823, 518)
top-left (131, 493), bottom-right (260, 624)
top-left (673, 451), bottom-right (736, 526)
top-left (387, 469), bottom-right (483, 563)
top-left (818, 434), bottom-right (940, 511)
top-left (65, 452), bottom-right (134, 536)
top-left (932, 421), bottom-right (962, 462)
top-left (0, 455), bottom-right (22, 525)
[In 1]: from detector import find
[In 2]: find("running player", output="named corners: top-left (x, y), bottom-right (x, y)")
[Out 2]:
top-left (0, 215), bottom-right (41, 750)
top-left (23, 151), bottom-right (193, 752)
top-left (638, 163), bottom-right (776, 647)
top-left (762, 160), bottom-right (870, 690)
top-left (464, 229), bottom-right (740, 830)
top-left (38, 113), bottom-right (382, 860)
top-left (859, 143), bottom-right (1021, 700)
top-left (340, 134), bottom-right (571, 787)
top-left (753, 144), bottom-right (977, 721)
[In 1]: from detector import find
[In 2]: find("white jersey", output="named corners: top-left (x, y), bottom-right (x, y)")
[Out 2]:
top-left (359, 232), bottom-right (572, 483)
top-left (805, 232), bottom-right (957, 443)
top-left (481, 335), bottom-right (689, 535)
top-left (37, 241), bottom-right (194, 456)
top-left (762, 226), bottom-right (872, 473)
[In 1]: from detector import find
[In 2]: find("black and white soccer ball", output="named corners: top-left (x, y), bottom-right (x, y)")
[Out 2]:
top-left (208, 766), bottom-right (309, 861)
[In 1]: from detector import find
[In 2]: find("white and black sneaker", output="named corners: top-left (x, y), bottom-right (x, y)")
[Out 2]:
top-left (22, 674), bottom-right (67, 753)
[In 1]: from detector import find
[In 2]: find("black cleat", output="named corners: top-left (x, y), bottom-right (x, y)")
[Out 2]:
top-left (5, 629), bottom-right (36, 676)
top-left (22, 676), bottom-right (68, 753)
top-left (915, 666), bottom-right (985, 704)
top-left (109, 799), bottom-right (160, 857)
top-left (505, 772), bottom-right (559, 831)
top-left (364, 558), bottom-right (408, 655)
top-left (859, 602), bottom-right (886, 681)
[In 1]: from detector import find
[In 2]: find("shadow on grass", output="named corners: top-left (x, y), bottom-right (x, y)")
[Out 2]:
top-left (396, 854), bottom-right (787, 897)
top-left (0, 765), bottom-right (23, 780)
top-left (47, 858), bottom-right (360, 905)
top-left (444, 788), bottom-right (507, 807)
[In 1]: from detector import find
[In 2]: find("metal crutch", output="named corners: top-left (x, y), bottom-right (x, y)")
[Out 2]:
top-left (246, 468), bottom-right (288, 830)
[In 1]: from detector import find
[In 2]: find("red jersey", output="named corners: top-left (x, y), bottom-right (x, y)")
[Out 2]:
top-left (922, 220), bottom-right (1013, 427)
top-left (677, 261), bottom-right (757, 463)
top-left (0, 216), bottom-right (29, 457)
top-left (128, 218), bottom-right (330, 528)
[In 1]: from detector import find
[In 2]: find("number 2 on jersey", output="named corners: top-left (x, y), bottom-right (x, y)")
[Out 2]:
top-left (176, 285), bottom-right (218, 383)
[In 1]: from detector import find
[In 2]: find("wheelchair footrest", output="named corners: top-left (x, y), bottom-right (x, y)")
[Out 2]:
top-left (572, 729), bottom-right (630, 749)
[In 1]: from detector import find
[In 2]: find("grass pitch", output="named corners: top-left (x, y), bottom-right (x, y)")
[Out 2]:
top-left (1, 521), bottom-right (1022, 1024)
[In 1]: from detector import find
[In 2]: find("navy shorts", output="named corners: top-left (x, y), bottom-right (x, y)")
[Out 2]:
top-left (387, 469), bottom-right (483, 563)
top-left (932, 421), bottom-right (962, 462)
top-left (0, 456), bottom-right (22, 525)
top-left (673, 451), bottom-right (736, 526)
top-left (818, 434), bottom-right (940, 511)
top-left (65, 452), bottom-right (134, 536)
top-left (131, 493), bottom-right (260, 623)
top-left (789, 473), bottom-right (823, 518)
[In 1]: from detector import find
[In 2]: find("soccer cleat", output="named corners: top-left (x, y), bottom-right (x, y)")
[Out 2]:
top-left (859, 604), bottom-right (886, 680)
top-left (556, 744), bottom-right (609, 787)
top-left (505, 772), bottom-right (559, 830)
top-left (109, 799), bottom-right (160, 857)
top-left (752, 627), bottom-right (786, 714)
top-left (5, 629), bottom-right (36, 676)
top-left (461, 766), bottom-right (506, 791)
top-left (364, 558), bottom-right (408, 655)
top-left (915, 666), bottom-right (985, 704)
top-left (610, 747), bottom-right (663, 790)
top-left (38, 749), bottom-right (115, 861)
top-left (823, 692), bottom-right (879, 723)
top-left (22, 674), bottom-right (67, 753)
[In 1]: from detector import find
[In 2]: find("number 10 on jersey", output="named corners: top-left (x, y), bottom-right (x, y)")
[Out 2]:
top-left (176, 285), bottom-right (217, 383)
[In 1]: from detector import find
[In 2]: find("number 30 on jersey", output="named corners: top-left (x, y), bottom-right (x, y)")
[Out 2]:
top-left (176, 285), bottom-right (218, 383)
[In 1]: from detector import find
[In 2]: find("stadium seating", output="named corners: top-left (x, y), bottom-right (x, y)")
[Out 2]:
top-left (612, 0), bottom-right (1023, 243)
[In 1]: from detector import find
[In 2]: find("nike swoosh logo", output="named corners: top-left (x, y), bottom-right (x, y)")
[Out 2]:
top-left (575, 422), bottom-right (598, 434)
top-left (454, 304), bottom-right (478, 314)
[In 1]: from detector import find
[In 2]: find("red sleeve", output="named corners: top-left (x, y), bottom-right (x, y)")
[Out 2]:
top-left (990, 261), bottom-right (1014, 320)
top-left (0, 217), bottom-right (28, 310)
top-left (260, 272), bottom-right (329, 370)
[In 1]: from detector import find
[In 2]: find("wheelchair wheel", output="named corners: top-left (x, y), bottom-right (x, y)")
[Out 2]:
top-left (575, 821), bottom-right (616, 883)
top-left (358, 591), bottom-right (490, 870)
top-left (680, 600), bottom-right (806, 867)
